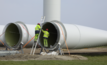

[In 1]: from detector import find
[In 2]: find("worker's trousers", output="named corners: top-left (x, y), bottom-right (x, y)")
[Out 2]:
top-left (44, 38), bottom-right (48, 47)
top-left (35, 30), bottom-right (40, 41)
top-left (35, 34), bottom-right (39, 41)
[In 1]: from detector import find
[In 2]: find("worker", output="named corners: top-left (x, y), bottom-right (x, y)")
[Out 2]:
top-left (42, 29), bottom-right (49, 47)
top-left (35, 23), bottom-right (41, 42)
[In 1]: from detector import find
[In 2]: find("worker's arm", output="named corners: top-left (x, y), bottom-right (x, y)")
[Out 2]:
top-left (42, 30), bottom-right (45, 33)
top-left (48, 32), bottom-right (50, 37)
top-left (38, 25), bottom-right (41, 30)
top-left (39, 25), bottom-right (41, 29)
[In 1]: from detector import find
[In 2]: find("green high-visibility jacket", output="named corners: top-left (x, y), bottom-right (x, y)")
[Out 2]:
top-left (35, 25), bottom-right (41, 31)
top-left (42, 30), bottom-right (49, 38)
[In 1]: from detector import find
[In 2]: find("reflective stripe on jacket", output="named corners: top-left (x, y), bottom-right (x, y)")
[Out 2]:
top-left (42, 30), bottom-right (49, 38)
top-left (35, 25), bottom-right (41, 31)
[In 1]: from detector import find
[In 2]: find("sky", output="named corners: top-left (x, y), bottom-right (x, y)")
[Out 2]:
top-left (0, 0), bottom-right (107, 30)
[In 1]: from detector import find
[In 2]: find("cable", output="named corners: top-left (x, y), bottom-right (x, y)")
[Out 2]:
top-left (57, 23), bottom-right (70, 55)
top-left (0, 40), bottom-right (4, 45)
top-left (23, 36), bottom-right (35, 48)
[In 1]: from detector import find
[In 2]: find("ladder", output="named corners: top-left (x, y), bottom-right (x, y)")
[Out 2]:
top-left (30, 16), bottom-right (45, 55)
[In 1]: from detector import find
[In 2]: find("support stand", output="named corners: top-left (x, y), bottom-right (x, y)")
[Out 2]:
top-left (5, 47), bottom-right (8, 51)
top-left (20, 44), bottom-right (24, 54)
top-left (40, 48), bottom-right (48, 54)
top-left (58, 44), bottom-right (64, 55)
top-left (12, 42), bottom-right (24, 54)
top-left (40, 44), bottom-right (64, 55)
top-left (40, 47), bottom-right (43, 54)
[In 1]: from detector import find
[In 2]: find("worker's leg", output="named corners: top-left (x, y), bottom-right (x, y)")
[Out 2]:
top-left (34, 35), bottom-right (36, 41)
top-left (35, 34), bottom-right (39, 41)
top-left (44, 38), bottom-right (46, 47)
top-left (44, 38), bottom-right (47, 47)
top-left (45, 39), bottom-right (48, 47)
top-left (44, 39), bottom-right (48, 47)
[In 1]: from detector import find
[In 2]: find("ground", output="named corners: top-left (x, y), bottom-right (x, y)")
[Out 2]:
top-left (0, 47), bottom-right (107, 61)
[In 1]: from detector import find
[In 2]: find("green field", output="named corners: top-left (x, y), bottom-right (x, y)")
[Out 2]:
top-left (0, 54), bottom-right (107, 65)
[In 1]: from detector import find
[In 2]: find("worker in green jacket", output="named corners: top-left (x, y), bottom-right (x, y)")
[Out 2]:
top-left (42, 29), bottom-right (49, 47)
top-left (35, 23), bottom-right (41, 41)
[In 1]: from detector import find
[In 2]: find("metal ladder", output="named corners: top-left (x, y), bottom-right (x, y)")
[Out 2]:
top-left (30, 16), bottom-right (45, 55)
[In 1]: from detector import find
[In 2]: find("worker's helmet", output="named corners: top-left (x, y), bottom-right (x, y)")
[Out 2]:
top-left (38, 23), bottom-right (40, 25)
top-left (46, 29), bottom-right (48, 31)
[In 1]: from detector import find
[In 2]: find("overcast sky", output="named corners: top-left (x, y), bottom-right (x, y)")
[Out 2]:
top-left (0, 0), bottom-right (107, 30)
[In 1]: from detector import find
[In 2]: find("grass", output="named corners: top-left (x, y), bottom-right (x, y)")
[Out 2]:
top-left (0, 54), bottom-right (107, 65)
